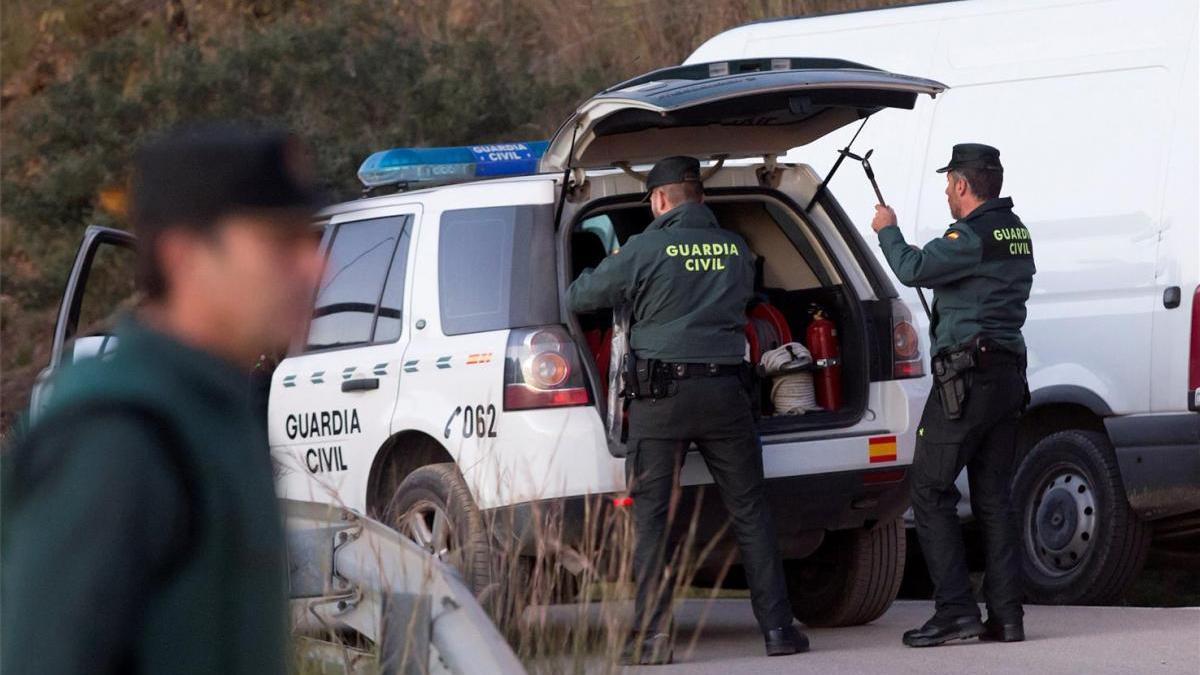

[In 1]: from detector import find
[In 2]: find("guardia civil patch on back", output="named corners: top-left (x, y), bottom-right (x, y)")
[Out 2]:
top-left (982, 225), bottom-right (1033, 260)
top-left (664, 241), bottom-right (741, 272)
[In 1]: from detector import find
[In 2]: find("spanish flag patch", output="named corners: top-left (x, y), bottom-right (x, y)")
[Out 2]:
top-left (869, 436), bottom-right (898, 463)
top-left (945, 230), bottom-right (961, 240)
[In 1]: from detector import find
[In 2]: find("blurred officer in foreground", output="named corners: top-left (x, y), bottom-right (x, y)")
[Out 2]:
top-left (568, 157), bottom-right (805, 665)
top-left (871, 144), bottom-right (1034, 647)
top-left (2, 125), bottom-right (325, 674)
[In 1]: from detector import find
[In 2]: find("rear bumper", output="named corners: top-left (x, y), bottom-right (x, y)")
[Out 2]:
top-left (1106, 413), bottom-right (1200, 520)
top-left (485, 466), bottom-right (910, 559)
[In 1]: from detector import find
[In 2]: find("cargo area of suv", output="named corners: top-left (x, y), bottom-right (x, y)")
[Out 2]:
top-left (568, 187), bottom-right (875, 435)
top-left (538, 56), bottom-right (944, 446)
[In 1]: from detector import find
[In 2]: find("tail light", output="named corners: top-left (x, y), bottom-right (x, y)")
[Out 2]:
top-left (1189, 286), bottom-right (1199, 410)
top-left (891, 298), bottom-right (924, 379)
top-left (504, 325), bottom-right (591, 410)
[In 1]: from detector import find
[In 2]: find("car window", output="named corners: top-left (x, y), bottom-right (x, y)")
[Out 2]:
top-left (306, 215), bottom-right (409, 351)
top-left (76, 242), bottom-right (139, 339)
top-left (581, 214), bottom-right (619, 253)
top-left (372, 225), bottom-right (412, 343)
top-left (438, 204), bottom-right (557, 335)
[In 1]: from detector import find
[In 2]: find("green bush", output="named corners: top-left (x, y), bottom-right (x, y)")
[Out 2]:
top-left (1, 1), bottom-right (580, 308)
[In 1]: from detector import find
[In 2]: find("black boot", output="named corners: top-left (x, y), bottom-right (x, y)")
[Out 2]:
top-left (764, 623), bottom-right (810, 656)
top-left (902, 615), bottom-right (985, 648)
top-left (980, 617), bottom-right (1024, 642)
top-left (619, 632), bottom-right (673, 666)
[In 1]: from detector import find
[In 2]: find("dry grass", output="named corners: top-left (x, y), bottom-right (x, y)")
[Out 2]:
top-left (485, 493), bottom-right (738, 672)
top-left (288, 424), bottom-right (749, 673)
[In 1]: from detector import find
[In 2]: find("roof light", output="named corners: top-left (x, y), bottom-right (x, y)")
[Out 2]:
top-left (357, 141), bottom-right (549, 191)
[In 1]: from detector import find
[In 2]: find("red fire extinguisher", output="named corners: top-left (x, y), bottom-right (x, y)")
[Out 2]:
top-left (806, 307), bottom-right (843, 411)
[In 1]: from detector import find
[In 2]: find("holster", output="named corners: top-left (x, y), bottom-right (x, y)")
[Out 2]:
top-left (626, 357), bottom-right (677, 400)
top-left (622, 352), bottom-right (641, 399)
top-left (932, 347), bottom-right (976, 420)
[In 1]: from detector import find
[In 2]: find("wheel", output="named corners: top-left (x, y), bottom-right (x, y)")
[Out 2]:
top-left (385, 463), bottom-right (496, 597)
top-left (1013, 430), bottom-right (1150, 605)
top-left (785, 518), bottom-right (906, 626)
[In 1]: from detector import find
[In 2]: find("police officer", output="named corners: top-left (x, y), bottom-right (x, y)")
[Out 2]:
top-left (871, 144), bottom-right (1034, 647)
top-left (568, 156), bottom-right (805, 665)
top-left (2, 125), bottom-right (326, 674)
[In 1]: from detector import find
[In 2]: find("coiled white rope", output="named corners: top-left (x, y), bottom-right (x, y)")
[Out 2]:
top-left (760, 342), bottom-right (821, 415)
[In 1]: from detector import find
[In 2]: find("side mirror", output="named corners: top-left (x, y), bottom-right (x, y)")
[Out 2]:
top-left (70, 334), bottom-right (119, 364)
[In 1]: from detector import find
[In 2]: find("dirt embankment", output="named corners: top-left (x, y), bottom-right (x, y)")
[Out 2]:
top-left (0, 0), bottom-right (909, 430)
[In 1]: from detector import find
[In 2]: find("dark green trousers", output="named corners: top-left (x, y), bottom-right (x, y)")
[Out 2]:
top-left (626, 374), bottom-right (793, 635)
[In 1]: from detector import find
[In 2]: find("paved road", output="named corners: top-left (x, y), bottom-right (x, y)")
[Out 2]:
top-left (540, 599), bottom-right (1200, 674)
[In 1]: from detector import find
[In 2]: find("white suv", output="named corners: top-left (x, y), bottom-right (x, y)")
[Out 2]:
top-left (44, 59), bottom-right (946, 626)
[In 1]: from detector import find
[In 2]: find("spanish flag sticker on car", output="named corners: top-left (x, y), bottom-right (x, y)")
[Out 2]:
top-left (869, 436), bottom-right (898, 463)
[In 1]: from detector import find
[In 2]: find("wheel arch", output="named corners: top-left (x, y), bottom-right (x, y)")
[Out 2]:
top-left (1028, 385), bottom-right (1113, 417)
top-left (365, 430), bottom-right (455, 519)
top-left (1018, 385), bottom-right (1111, 458)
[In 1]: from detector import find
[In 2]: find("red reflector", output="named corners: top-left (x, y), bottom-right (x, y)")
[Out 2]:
top-left (1189, 285), bottom-right (1200, 391)
top-left (862, 469), bottom-right (907, 485)
top-left (503, 384), bottom-right (590, 410)
top-left (612, 496), bottom-right (634, 508)
top-left (894, 359), bottom-right (925, 379)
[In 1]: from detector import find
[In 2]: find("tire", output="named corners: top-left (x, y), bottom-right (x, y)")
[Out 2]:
top-left (1012, 430), bottom-right (1150, 605)
top-left (785, 518), bottom-right (906, 626)
top-left (385, 463), bottom-right (496, 598)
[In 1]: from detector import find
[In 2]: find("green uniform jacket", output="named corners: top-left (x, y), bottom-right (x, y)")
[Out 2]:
top-left (567, 202), bottom-right (754, 364)
top-left (1, 319), bottom-right (288, 675)
top-left (876, 197), bottom-right (1036, 355)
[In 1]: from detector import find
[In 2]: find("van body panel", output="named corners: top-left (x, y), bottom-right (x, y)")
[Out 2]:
top-left (687, 0), bottom-right (1200, 528)
top-left (687, 0), bottom-right (1198, 419)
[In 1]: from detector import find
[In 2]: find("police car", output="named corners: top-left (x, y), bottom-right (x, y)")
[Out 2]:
top-left (46, 59), bottom-right (946, 626)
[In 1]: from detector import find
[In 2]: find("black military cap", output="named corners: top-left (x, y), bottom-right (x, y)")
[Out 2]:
top-left (131, 123), bottom-right (324, 232)
top-left (935, 143), bottom-right (1003, 173)
top-left (643, 155), bottom-right (702, 201)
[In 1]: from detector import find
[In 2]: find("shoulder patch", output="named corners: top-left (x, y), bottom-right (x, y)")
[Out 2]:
top-left (944, 230), bottom-right (961, 240)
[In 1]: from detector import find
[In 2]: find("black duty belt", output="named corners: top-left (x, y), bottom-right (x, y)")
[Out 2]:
top-left (653, 361), bottom-right (743, 379)
top-left (625, 357), bottom-right (748, 401)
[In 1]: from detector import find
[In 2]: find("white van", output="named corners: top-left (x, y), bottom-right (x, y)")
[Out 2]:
top-left (686, 0), bottom-right (1199, 604)
top-left (41, 60), bottom-right (947, 626)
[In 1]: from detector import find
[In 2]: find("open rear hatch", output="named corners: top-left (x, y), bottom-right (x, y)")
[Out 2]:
top-left (554, 59), bottom-right (944, 450)
top-left (541, 57), bottom-right (946, 172)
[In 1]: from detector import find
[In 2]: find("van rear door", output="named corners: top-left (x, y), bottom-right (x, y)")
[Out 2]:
top-left (541, 58), bottom-right (945, 172)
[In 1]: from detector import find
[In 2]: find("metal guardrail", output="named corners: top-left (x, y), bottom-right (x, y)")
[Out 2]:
top-left (284, 499), bottom-right (526, 675)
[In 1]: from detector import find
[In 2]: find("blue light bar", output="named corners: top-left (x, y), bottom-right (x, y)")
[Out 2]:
top-left (357, 140), bottom-right (549, 190)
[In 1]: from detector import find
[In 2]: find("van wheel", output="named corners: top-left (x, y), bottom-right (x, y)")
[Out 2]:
top-left (386, 463), bottom-right (496, 598)
top-left (1013, 430), bottom-right (1149, 605)
top-left (785, 518), bottom-right (905, 626)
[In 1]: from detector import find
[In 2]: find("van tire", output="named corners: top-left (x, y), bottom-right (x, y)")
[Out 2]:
top-left (1013, 430), bottom-right (1149, 605)
top-left (386, 463), bottom-right (496, 599)
top-left (785, 518), bottom-right (906, 626)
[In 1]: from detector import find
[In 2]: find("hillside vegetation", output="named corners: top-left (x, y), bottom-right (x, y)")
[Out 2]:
top-left (0, 0), bottom-right (906, 425)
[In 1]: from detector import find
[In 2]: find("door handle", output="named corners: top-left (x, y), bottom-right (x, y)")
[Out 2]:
top-left (1164, 286), bottom-right (1181, 309)
top-left (341, 378), bottom-right (380, 392)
